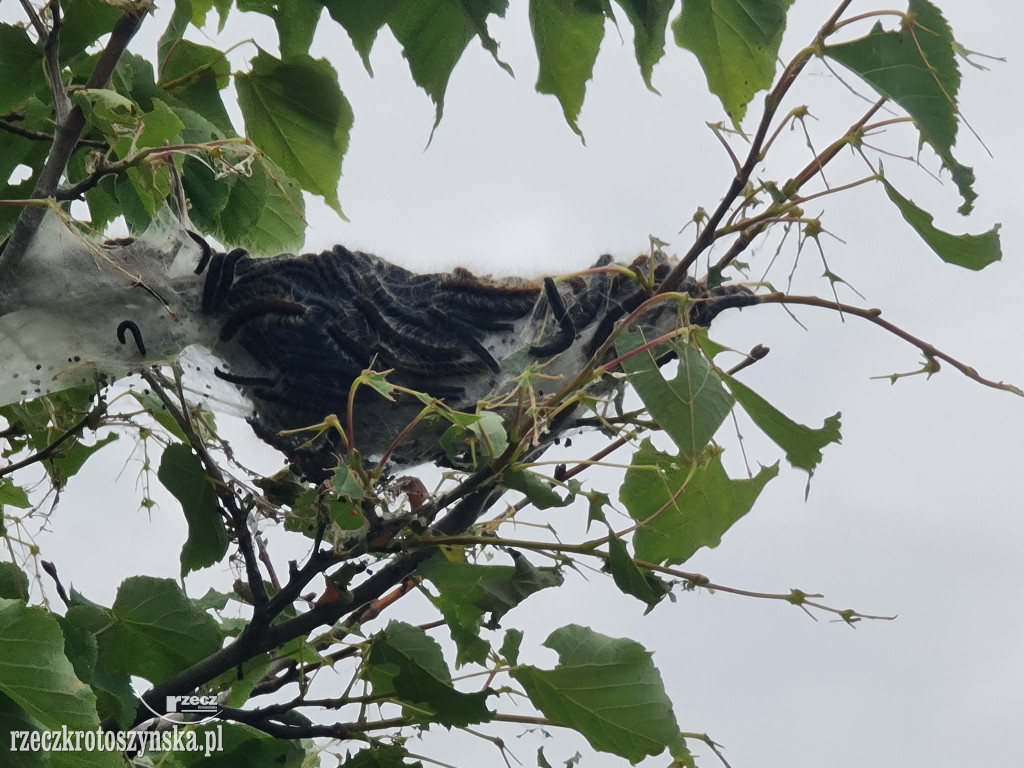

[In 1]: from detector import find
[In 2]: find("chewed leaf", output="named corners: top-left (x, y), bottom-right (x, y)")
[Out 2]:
top-left (824, 0), bottom-right (977, 212)
top-left (724, 375), bottom-right (841, 473)
top-left (883, 181), bottom-right (1001, 270)
top-left (672, 0), bottom-right (794, 128)
top-left (606, 536), bottom-right (670, 612)
top-left (617, 329), bottom-right (734, 457)
top-left (364, 620), bottom-right (491, 725)
top-left (620, 440), bottom-right (777, 565)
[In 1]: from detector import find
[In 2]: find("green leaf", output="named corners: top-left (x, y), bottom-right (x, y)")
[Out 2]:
top-left (530, 0), bottom-right (608, 138)
top-left (158, 443), bottom-right (230, 576)
top-left (215, 155), bottom-right (306, 254)
top-left (0, 144), bottom-right (49, 237)
top-left (130, 390), bottom-right (188, 441)
top-left (606, 536), bottom-right (669, 611)
top-left (0, 24), bottom-right (46, 115)
top-left (620, 440), bottom-right (778, 565)
top-left (340, 744), bottom-right (425, 768)
top-left (237, 0), bottom-right (325, 58)
top-left (56, 613), bottom-right (99, 688)
top-left (158, 0), bottom-right (196, 70)
top-left (71, 88), bottom-right (136, 140)
top-left (882, 181), bottom-right (1001, 270)
top-left (0, 562), bottom-right (29, 600)
top-left (46, 433), bottom-right (118, 490)
top-left (155, 722), bottom-right (306, 767)
top-left (364, 620), bottom-right (491, 726)
top-left (617, 329), bottom-right (734, 457)
top-left (0, 694), bottom-right (46, 767)
top-left (387, 0), bottom-right (493, 134)
top-left (511, 624), bottom-right (683, 764)
top-left (613, 0), bottom-right (674, 91)
top-left (420, 556), bottom-right (563, 664)
top-left (458, 0), bottom-right (514, 75)
top-left (0, 478), bottom-right (31, 512)
top-left (672, 0), bottom-right (794, 127)
top-left (585, 490), bottom-right (611, 529)
top-left (158, 39), bottom-right (234, 134)
top-left (323, 0), bottom-right (404, 73)
top-left (503, 467), bottom-right (574, 509)
top-left (279, 0), bottom-right (325, 58)
top-left (0, 600), bottom-right (122, 766)
top-left (823, 0), bottom-right (976, 213)
top-left (724, 375), bottom-right (841, 473)
top-left (180, 154), bottom-right (232, 233)
top-left (100, 576), bottom-right (222, 685)
top-left (236, 50), bottom-right (350, 214)
top-left (236, 0), bottom-right (324, 58)
top-left (59, 0), bottom-right (123, 60)
top-left (500, 629), bottom-right (523, 665)
top-left (440, 410), bottom-right (508, 468)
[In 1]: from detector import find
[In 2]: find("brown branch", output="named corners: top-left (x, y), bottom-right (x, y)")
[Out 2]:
top-left (141, 370), bottom-right (271, 614)
top-left (757, 293), bottom-right (1023, 395)
top-left (658, 1), bottom-right (856, 295)
top-left (132, 472), bottom-right (507, 728)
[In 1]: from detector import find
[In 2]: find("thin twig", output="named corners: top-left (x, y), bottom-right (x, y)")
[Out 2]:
top-left (0, 399), bottom-right (107, 478)
top-left (140, 369), bottom-right (271, 614)
top-left (758, 293), bottom-right (1023, 395)
top-left (43, 0), bottom-right (70, 128)
top-left (0, 117), bottom-right (108, 149)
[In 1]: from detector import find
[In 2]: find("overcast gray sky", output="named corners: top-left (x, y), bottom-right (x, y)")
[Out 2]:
top-left (9, 1), bottom-right (1023, 767)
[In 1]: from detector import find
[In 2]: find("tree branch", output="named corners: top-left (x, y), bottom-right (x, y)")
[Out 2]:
top-left (757, 293), bottom-right (1023, 395)
top-left (0, 6), bottom-right (148, 286)
top-left (0, 116), bottom-right (108, 149)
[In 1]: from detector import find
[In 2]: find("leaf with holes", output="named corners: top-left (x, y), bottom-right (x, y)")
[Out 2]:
top-left (824, 0), bottom-right (975, 212)
top-left (618, 329), bottom-right (734, 457)
top-left (620, 440), bottom-right (778, 565)
top-left (672, 0), bottom-right (794, 127)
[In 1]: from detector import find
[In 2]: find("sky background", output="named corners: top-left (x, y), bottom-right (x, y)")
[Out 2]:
top-left (4, 1), bottom-right (1023, 767)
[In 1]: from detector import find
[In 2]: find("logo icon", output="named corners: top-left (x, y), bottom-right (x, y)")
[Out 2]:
top-left (134, 686), bottom-right (221, 725)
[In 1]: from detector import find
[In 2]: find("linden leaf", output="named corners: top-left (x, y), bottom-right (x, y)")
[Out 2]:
top-left (511, 624), bottom-right (685, 763)
top-left (236, 50), bottom-right (351, 215)
top-left (672, 0), bottom-right (794, 127)
top-left (620, 440), bottom-right (777, 565)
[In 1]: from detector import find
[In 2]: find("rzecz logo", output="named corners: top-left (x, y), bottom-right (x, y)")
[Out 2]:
top-left (135, 687), bottom-right (221, 725)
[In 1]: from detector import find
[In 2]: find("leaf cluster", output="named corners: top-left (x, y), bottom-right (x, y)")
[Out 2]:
top-left (0, 1), bottom-right (1011, 767)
